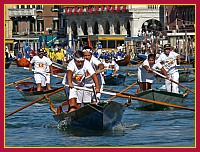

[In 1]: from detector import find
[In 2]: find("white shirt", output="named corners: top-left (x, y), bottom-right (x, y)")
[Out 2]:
top-left (156, 51), bottom-right (179, 75)
top-left (30, 56), bottom-right (52, 73)
top-left (85, 56), bottom-right (105, 87)
top-left (138, 59), bottom-right (163, 79)
top-left (67, 59), bottom-right (95, 86)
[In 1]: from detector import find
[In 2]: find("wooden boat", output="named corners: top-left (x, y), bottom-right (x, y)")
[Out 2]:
top-left (179, 71), bottom-right (190, 82)
top-left (52, 62), bottom-right (67, 74)
top-left (154, 71), bottom-right (191, 84)
top-left (134, 89), bottom-right (188, 110)
top-left (17, 57), bottom-right (30, 67)
top-left (115, 55), bottom-right (130, 66)
top-left (5, 61), bottom-right (12, 69)
top-left (14, 82), bottom-right (66, 102)
top-left (53, 101), bottom-right (125, 130)
top-left (104, 74), bottom-right (126, 85)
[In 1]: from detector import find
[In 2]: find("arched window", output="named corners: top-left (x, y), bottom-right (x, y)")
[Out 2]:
top-left (104, 21), bottom-right (110, 34)
top-left (94, 21), bottom-right (99, 34)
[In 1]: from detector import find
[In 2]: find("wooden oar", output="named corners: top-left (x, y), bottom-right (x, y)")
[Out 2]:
top-left (103, 88), bottom-right (195, 111)
top-left (178, 67), bottom-right (195, 71)
top-left (5, 76), bottom-right (33, 87)
top-left (152, 70), bottom-right (195, 94)
top-left (64, 85), bottom-right (194, 111)
top-left (106, 81), bottom-right (138, 102)
top-left (5, 87), bottom-right (64, 118)
top-left (24, 67), bottom-right (64, 78)
top-left (126, 72), bottom-right (138, 76)
top-left (52, 62), bottom-right (67, 70)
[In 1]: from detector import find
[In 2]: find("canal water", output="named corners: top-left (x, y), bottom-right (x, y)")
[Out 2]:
top-left (5, 64), bottom-right (195, 147)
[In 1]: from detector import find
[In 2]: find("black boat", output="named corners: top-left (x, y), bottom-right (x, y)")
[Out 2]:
top-left (14, 82), bottom-right (66, 102)
top-left (104, 74), bottom-right (126, 85)
top-left (5, 61), bottom-right (12, 69)
top-left (53, 101), bottom-right (125, 130)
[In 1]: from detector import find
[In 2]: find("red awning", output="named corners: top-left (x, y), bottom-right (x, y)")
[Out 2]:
top-left (79, 7), bottom-right (83, 15)
top-left (116, 5), bottom-right (120, 13)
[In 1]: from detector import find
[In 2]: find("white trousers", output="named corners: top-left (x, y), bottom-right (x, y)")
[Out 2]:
top-left (165, 71), bottom-right (179, 93)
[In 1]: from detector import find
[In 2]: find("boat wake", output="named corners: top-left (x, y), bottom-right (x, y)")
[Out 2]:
top-left (112, 122), bottom-right (140, 131)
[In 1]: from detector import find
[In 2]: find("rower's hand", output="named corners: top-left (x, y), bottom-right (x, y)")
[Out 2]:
top-left (68, 83), bottom-right (74, 88)
top-left (147, 68), bottom-right (153, 73)
top-left (29, 67), bottom-right (32, 71)
top-left (50, 72), bottom-right (53, 76)
top-left (95, 88), bottom-right (100, 94)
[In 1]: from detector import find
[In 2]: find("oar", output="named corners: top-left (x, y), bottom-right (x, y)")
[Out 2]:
top-left (52, 62), bottom-right (67, 70)
top-left (64, 85), bottom-right (194, 111)
top-left (106, 81), bottom-right (138, 102)
top-left (178, 67), bottom-right (195, 71)
top-left (152, 70), bottom-right (195, 94)
top-left (5, 76), bottom-right (34, 87)
top-left (5, 87), bottom-right (64, 118)
top-left (24, 67), bottom-right (64, 78)
top-left (126, 72), bottom-right (138, 76)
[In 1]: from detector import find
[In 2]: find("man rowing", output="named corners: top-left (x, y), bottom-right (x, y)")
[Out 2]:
top-left (29, 49), bottom-right (53, 91)
top-left (53, 50), bottom-right (100, 114)
top-left (83, 46), bottom-right (105, 103)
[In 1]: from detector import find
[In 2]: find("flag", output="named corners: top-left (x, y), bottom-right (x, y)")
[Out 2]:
top-left (88, 35), bottom-right (93, 49)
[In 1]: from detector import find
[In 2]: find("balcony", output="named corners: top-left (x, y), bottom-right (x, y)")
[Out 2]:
top-left (9, 8), bottom-right (36, 17)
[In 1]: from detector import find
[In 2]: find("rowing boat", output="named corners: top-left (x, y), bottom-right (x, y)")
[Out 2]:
top-left (154, 71), bottom-right (191, 83)
top-left (134, 89), bottom-right (188, 110)
top-left (17, 57), bottom-right (30, 67)
top-left (53, 101), bottom-right (125, 130)
top-left (115, 55), bottom-right (130, 66)
top-left (179, 71), bottom-right (190, 82)
top-left (14, 82), bottom-right (66, 102)
top-left (5, 61), bottom-right (12, 69)
top-left (104, 74), bottom-right (126, 85)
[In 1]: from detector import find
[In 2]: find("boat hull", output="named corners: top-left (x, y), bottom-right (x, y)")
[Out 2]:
top-left (104, 74), bottom-right (126, 85)
top-left (17, 57), bottom-right (30, 67)
top-left (116, 55), bottom-right (130, 66)
top-left (53, 101), bottom-right (125, 130)
top-left (5, 61), bottom-right (12, 69)
top-left (179, 71), bottom-right (190, 82)
top-left (134, 89), bottom-right (187, 110)
top-left (15, 82), bottom-right (66, 102)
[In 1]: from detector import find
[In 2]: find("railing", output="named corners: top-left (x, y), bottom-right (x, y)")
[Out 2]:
top-left (9, 8), bottom-right (36, 17)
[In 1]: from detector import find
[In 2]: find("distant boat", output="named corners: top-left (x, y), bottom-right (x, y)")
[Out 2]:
top-left (104, 74), bottom-right (126, 85)
top-left (115, 55), bottom-right (130, 66)
top-left (17, 57), bottom-right (30, 67)
top-left (53, 101), bottom-right (125, 130)
top-left (5, 61), bottom-right (12, 69)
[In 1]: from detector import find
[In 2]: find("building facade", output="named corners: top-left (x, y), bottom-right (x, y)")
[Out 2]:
top-left (5, 4), bottom-right (195, 56)
top-left (5, 4), bottom-right (59, 56)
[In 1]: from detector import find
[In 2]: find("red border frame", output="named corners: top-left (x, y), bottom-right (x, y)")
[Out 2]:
top-left (2, 1), bottom-right (199, 152)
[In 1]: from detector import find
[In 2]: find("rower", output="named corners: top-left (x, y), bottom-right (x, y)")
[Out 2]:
top-left (29, 49), bottom-right (53, 91)
top-left (138, 53), bottom-right (168, 92)
top-left (83, 46), bottom-right (104, 104)
top-left (53, 50), bottom-right (100, 114)
top-left (156, 43), bottom-right (184, 93)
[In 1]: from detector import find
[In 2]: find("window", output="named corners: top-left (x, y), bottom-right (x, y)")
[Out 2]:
top-left (37, 20), bottom-right (44, 32)
top-left (53, 20), bottom-right (58, 31)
